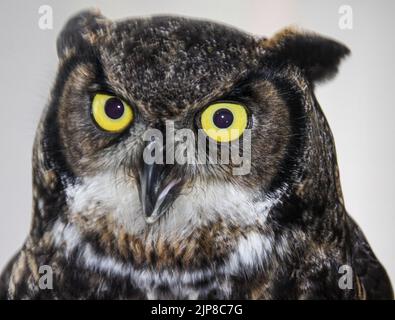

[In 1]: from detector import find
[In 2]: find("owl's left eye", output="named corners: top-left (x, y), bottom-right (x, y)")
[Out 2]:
top-left (91, 93), bottom-right (134, 132)
top-left (200, 102), bottom-right (248, 142)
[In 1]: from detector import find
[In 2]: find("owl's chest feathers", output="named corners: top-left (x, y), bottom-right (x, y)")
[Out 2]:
top-left (40, 175), bottom-right (288, 298)
top-left (50, 217), bottom-right (282, 298)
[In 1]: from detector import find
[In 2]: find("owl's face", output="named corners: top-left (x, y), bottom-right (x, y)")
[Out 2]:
top-left (40, 11), bottom-right (348, 242)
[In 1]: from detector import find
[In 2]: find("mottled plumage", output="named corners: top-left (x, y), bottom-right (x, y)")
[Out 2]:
top-left (0, 10), bottom-right (392, 299)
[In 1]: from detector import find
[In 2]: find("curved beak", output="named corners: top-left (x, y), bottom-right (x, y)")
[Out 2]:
top-left (137, 142), bottom-right (183, 224)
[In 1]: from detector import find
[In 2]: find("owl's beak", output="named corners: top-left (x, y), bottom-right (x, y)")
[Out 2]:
top-left (137, 142), bottom-right (183, 224)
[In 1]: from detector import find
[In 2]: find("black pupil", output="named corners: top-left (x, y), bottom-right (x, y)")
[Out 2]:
top-left (213, 108), bottom-right (234, 128)
top-left (104, 98), bottom-right (124, 119)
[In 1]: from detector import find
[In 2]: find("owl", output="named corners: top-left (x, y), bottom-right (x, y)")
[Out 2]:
top-left (0, 10), bottom-right (392, 300)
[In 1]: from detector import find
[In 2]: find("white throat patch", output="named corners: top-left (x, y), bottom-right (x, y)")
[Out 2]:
top-left (65, 171), bottom-right (285, 239)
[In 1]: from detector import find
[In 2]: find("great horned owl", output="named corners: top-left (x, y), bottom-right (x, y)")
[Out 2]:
top-left (0, 10), bottom-right (392, 300)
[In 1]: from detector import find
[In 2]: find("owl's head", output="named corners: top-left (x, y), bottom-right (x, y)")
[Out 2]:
top-left (33, 10), bottom-right (349, 242)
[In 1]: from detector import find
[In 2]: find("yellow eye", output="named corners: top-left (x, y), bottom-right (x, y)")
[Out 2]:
top-left (200, 102), bottom-right (248, 142)
top-left (91, 93), bottom-right (133, 132)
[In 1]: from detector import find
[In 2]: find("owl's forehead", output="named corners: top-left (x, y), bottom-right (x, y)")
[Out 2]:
top-left (95, 17), bottom-right (264, 114)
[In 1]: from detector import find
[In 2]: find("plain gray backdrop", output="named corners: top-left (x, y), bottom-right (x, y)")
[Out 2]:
top-left (1, 0), bottom-right (394, 288)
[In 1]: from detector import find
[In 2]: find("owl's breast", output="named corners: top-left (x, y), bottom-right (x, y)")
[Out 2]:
top-left (48, 202), bottom-right (276, 299)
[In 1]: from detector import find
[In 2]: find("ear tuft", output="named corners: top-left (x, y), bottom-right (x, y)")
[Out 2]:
top-left (57, 9), bottom-right (108, 59)
top-left (264, 27), bottom-right (350, 83)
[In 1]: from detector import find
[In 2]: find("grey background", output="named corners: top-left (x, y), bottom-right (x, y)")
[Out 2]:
top-left (1, 0), bottom-right (394, 287)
